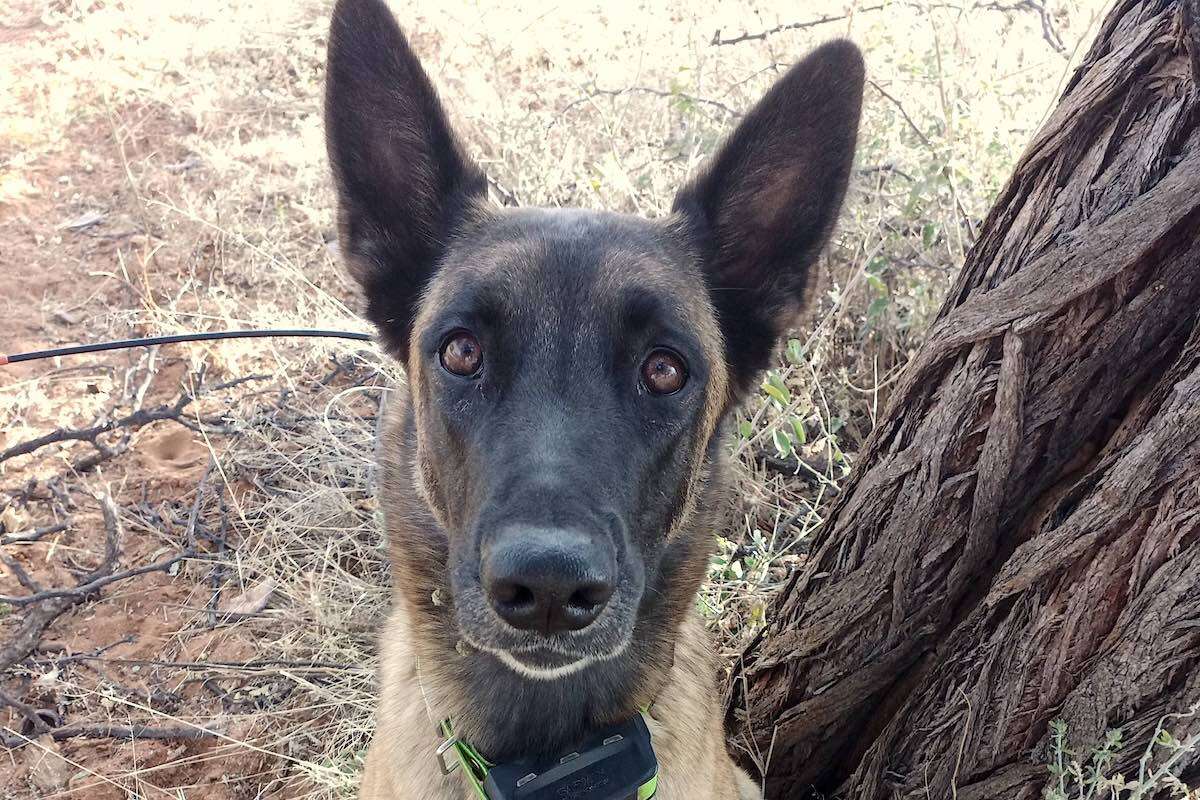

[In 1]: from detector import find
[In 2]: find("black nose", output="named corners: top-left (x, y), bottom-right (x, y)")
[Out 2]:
top-left (483, 526), bottom-right (615, 634)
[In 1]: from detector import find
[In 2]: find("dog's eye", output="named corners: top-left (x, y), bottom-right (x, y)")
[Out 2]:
top-left (439, 330), bottom-right (483, 377)
top-left (640, 348), bottom-right (687, 395)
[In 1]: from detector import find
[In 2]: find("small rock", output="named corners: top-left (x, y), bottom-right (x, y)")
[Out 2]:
top-left (25, 735), bottom-right (71, 794)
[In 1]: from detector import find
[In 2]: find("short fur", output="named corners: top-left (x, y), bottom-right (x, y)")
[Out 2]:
top-left (324, 1), bottom-right (864, 798)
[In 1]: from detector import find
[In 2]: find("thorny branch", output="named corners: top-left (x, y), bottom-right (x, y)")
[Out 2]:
top-left (868, 79), bottom-right (931, 147)
top-left (867, 78), bottom-right (978, 242)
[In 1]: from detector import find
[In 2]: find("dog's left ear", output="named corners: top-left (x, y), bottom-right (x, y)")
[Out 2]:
top-left (325, 0), bottom-right (488, 359)
top-left (672, 40), bottom-right (864, 396)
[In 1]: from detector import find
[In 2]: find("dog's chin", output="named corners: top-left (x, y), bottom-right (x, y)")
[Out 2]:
top-left (493, 648), bottom-right (599, 680)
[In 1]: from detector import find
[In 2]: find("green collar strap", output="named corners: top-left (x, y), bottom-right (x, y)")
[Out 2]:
top-left (436, 707), bottom-right (657, 800)
top-left (436, 718), bottom-right (492, 798)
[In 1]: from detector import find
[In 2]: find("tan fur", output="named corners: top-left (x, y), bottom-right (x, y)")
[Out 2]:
top-left (359, 605), bottom-right (760, 800)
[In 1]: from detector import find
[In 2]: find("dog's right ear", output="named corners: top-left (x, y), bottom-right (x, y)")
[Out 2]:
top-left (325, 0), bottom-right (487, 359)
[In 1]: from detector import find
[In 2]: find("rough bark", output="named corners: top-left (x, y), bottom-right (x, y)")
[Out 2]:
top-left (727, 2), bottom-right (1200, 797)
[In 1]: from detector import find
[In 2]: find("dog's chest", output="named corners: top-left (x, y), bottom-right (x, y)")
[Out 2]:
top-left (361, 609), bottom-right (751, 800)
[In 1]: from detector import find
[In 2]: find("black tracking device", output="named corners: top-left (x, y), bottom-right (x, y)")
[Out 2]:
top-left (482, 712), bottom-right (659, 800)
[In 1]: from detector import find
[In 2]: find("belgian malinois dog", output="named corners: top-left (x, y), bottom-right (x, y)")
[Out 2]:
top-left (324, 0), bottom-right (863, 797)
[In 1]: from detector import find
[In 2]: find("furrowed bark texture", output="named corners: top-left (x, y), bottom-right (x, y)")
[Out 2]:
top-left (727, 2), bottom-right (1200, 797)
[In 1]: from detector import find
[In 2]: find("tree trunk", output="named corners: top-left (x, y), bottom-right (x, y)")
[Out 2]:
top-left (727, 2), bottom-right (1200, 797)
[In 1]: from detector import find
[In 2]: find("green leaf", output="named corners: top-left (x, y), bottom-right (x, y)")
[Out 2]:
top-left (737, 420), bottom-right (754, 439)
top-left (762, 383), bottom-right (787, 405)
top-left (867, 274), bottom-right (887, 294)
top-left (772, 428), bottom-right (793, 457)
top-left (790, 416), bottom-right (807, 445)
top-left (865, 256), bottom-right (888, 275)
top-left (762, 372), bottom-right (791, 405)
top-left (922, 222), bottom-right (938, 248)
top-left (785, 338), bottom-right (805, 365)
top-left (867, 297), bottom-right (890, 319)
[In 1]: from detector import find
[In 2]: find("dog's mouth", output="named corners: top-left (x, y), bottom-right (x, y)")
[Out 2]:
top-left (488, 642), bottom-right (631, 680)
top-left (500, 647), bottom-right (586, 677)
top-left (514, 647), bottom-right (577, 667)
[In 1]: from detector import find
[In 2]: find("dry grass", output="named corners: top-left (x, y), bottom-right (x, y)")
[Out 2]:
top-left (0, 0), bottom-right (1111, 796)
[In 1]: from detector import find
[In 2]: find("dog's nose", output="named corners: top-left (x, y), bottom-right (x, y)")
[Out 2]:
top-left (483, 526), bottom-right (615, 634)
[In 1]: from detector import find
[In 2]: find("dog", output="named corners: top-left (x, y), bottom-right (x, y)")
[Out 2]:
top-left (324, 1), bottom-right (863, 797)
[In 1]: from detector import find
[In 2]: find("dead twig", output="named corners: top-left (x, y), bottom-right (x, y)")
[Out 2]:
top-left (711, 4), bottom-right (887, 46)
top-left (487, 176), bottom-right (522, 207)
top-left (0, 722), bottom-right (218, 748)
top-left (33, 653), bottom-right (368, 673)
top-left (0, 551), bottom-right (41, 593)
top-left (753, 448), bottom-right (836, 488)
top-left (976, 0), bottom-right (1065, 53)
top-left (561, 85), bottom-right (742, 119)
top-left (0, 496), bottom-right (127, 674)
top-left (0, 597), bottom-right (86, 675)
top-left (0, 521), bottom-right (70, 546)
top-left (0, 550), bottom-right (192, 607)
top-left (1, 495), bottom-right (128, 605)
top-left (868, 78), bottom-right (977, 243)
top-left (186, 461), bottom-right (216, 551)
top-left (0, 690), bottom-right (51, 736)
top-left (37, 635), bottom-right (135, 665)
top-left (868, 79), bottom-right (931, 147)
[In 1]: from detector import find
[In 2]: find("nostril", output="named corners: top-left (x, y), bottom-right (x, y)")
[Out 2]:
top-left (510, 585), bottom-right (534, 608)
top-left (568, 582), bottom-right (614, 612)
top-left (491, 580), bottom-right (535, 610)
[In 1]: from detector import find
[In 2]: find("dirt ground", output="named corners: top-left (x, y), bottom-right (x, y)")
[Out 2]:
top-left (0, 0), bottom-right (1101, 797)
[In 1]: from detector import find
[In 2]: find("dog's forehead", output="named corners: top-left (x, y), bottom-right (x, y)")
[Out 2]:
top-left (445, 207), bottom-right (701, 302)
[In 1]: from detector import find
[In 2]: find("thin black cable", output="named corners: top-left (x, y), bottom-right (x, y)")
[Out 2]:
top-left (2, 329), bottom-right (373, 366)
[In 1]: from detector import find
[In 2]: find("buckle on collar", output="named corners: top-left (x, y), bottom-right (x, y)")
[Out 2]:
top-left (435, 734), bottom-right (461, 776)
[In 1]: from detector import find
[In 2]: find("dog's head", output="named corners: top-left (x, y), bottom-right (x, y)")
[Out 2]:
top-left (326, 0), bottom-right (863, 681)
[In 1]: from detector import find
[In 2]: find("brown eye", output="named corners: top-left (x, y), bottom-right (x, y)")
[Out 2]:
top-left (640, 348), bottom-right (687, 395)
top-left (439, 331), bottom-right (483, 377)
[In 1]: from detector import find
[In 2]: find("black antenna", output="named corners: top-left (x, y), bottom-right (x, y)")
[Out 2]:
top-left (2, 329), bottom-right (373, 366)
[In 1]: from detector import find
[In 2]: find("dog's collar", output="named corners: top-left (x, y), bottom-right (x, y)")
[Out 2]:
top-left (435, 718), bottom-right (492, 797)
top-left (435, 706), bottom-right (658, 800)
